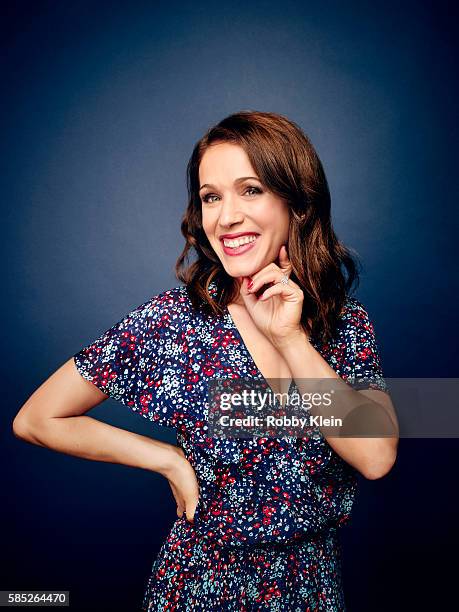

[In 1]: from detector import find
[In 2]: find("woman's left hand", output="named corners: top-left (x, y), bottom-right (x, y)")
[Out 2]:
top-left (238, 244), bottom-right (308, 347)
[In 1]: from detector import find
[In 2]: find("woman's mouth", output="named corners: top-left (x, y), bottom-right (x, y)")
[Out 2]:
top-left (221, 234), bottom-right (259, 256)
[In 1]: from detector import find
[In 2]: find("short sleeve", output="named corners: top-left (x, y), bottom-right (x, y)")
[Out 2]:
top-left (73, 287), bottom-right (187, 427)
top-left (347, 298), bottom-right (389, 393)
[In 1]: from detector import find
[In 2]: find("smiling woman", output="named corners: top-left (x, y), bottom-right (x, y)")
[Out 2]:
top-left (198, 145), bottom-right (292, 281)
top-left (14, 110), bottom-right (398, 612)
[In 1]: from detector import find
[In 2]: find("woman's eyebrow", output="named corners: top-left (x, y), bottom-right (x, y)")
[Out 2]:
top-left (199, 176), bottom-right (261, 191)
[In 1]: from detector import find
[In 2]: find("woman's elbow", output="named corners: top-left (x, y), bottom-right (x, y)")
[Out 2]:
top-left (12, 415), bottom-right (31, 442)
top-left (360, 444), bottom-right (398, 480)
top-left (12, 411), bottom-right (46, 445)
top-left (13, 413), bottom-right (34, 442)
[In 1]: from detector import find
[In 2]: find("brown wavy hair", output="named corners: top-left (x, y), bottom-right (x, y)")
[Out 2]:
top-left (175, 110), bottom-right (361, 342)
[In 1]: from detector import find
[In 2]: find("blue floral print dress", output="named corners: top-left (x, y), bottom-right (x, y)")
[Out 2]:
top-left (73, 282), bottom-right (388, 611)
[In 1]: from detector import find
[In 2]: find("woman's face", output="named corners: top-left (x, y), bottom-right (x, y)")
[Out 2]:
top-left (199, 142), bottom-right (290, 281)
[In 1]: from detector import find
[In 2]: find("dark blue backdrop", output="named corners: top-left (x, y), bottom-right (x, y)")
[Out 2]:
top-left (3, 1), bottom-right (457, 610)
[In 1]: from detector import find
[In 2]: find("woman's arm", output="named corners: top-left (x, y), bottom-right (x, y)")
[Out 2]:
top-left (278, 331), bottom-right (399, 480)
top-left (12, 357), bottom-right (179, 472)
top-left (12, 357), bottom-right (200, 520)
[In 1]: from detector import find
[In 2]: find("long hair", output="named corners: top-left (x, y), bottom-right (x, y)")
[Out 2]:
top-left (175, 110), bottom-right (361, 342)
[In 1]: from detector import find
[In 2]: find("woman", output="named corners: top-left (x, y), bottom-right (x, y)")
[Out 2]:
top-left (13, 110), bottom-right (399, 611)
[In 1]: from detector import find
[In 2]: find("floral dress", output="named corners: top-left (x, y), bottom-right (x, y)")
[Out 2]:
top-left (73, 282), bottom-right (388, 611)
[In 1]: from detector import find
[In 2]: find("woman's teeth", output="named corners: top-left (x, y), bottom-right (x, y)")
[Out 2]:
top-left (223, 235), bottom-right (257, 248)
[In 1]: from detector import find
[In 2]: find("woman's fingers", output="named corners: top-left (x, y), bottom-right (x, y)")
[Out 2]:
top-left (244, 269), bottom-right (281, 296)
top-left (171, 486), bottom-right (198, 523)
top-left (177, 503), bottom-right (185, 519)
top-left (184, 496), bottom-right (200, 524)
top-left (168, 480), bottom-right (193, 522)
top-left (163, 450), bottom-right (200, 523)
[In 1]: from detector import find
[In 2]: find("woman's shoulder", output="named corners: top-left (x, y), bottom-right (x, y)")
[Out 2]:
top-left (337, 294), bottom-right (373, 322)
top-left (329, 294), bottom-right (376, 341)
top-left (146, 283), bottom-right (190, 307)
top-left (137, 284), bottom-right (194, 321)
top-left (100, 285), bottom-right (196, 352)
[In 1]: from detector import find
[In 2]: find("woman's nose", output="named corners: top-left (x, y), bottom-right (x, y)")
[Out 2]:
top-left (218, 195), bottom-right (244, 226)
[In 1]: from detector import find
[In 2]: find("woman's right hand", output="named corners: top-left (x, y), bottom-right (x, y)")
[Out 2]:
top-left (163, 446), bottom-right (200, 524)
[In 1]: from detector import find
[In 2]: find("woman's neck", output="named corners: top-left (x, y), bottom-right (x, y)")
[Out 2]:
top-left (231, 278), bottom-right (245, 306)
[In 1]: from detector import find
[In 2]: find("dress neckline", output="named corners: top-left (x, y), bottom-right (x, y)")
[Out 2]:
top-left (224, 303), bottom-right (296, 400)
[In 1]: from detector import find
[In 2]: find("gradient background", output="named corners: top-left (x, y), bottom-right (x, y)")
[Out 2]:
top-left (2, 1), bottom-right (458, 610)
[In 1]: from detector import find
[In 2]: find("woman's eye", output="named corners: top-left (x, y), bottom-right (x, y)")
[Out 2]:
top-left (201, 194), bottom-right (219, 204)
top-left (201, 186), bottom-right (262, 204)
top-left (245, 186), bottom-right (262, 196)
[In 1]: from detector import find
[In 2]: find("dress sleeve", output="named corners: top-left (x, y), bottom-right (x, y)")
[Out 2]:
top-left (73, 288), bottom-right (186, 427)
top-left (346, 298), bottom-right (389, 393)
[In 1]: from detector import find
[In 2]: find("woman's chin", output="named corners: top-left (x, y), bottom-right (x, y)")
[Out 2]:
top-left (226, 269), bottom-right (255, 280)
top-left (225, 262), bottom-right (269, 278)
